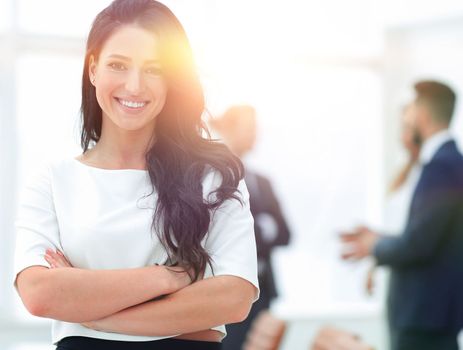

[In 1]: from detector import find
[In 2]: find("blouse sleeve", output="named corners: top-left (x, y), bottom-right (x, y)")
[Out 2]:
top-left (13, 163), bottom-right (62, 286)
top-left (203, 172), bottom-right (260, 301)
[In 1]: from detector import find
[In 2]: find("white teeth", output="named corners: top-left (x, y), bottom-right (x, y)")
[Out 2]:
top-left (119, 99), bottom-right (146, 108)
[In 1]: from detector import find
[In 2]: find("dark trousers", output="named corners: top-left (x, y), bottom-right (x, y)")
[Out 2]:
top-left (390, 328), bottom-right (459, 350)
top-left (221, 288), bottom-right (271, 350)
top-left (56, 336), bottom-right (222, 350)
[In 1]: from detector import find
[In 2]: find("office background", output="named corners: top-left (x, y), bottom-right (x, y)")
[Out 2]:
top-left (2, 0), bottom-right (463, 348)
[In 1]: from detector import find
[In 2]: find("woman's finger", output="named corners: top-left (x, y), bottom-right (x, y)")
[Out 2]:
top-left (44, 254), bottom-right (52, 267)
top-left (45, 248), bottom-right (55, 256)
top-left (44, 249), bottom-right (74, 268)
top-left (45, 250), bottom-right (73, 268)
top-left (45, 255), bottom-right (57, 269)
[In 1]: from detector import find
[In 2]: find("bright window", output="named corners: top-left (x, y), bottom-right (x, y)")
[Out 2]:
top-left (17, 0), bottom-right (111, 37)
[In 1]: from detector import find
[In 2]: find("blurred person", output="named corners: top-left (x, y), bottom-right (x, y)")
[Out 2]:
top-left (243, 310), bottom-right (286, 350)
top-left (13, 1), bottom-right (259, 349)
top-left (365, 104), bottom-right (422, 295)
top-left (210, 105), bottom-right (291, 350)
top-left (388, 105), bottom-right (422, 195)
top-left (340, 80), bottom-right (463, 350)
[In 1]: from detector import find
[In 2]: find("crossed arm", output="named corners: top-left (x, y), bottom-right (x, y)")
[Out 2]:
top-left (15, 171), bottom-right (257, 337)
top-left (83, 274), bottom-right (255, 336)
top-left (15, 249), bottom-right (256, 336)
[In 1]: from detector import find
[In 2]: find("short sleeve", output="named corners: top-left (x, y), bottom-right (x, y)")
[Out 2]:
top-left (203, 173), bottom-right (260, 301)
top-left (13, 163), bottom-right (62, 285)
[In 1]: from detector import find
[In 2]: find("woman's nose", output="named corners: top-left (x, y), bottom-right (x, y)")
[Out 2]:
top-left (125, 69), bottom-right (145, 95)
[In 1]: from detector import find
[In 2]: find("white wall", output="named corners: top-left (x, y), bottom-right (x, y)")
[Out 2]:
top-left (383, 16), bottom-right (463, 185)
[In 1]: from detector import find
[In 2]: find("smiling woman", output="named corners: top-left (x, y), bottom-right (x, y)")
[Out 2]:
top-left (89, 26), bottom-right (167, 132)
top-left (13, 1), bottom-right (259, 349)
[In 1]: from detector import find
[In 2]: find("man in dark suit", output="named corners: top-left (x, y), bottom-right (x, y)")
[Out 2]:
top-left (245, 168), bottom-right (291, 310)
top-left (341, 81), bottom-right (463, 350)
top-left (210, 105), bottom-right (291, 350)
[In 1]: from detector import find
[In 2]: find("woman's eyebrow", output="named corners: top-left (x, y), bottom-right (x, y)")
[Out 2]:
top-left (107, 54), bottom-right (131, 61)
top-left (107, 54), bottom-right (161, 64)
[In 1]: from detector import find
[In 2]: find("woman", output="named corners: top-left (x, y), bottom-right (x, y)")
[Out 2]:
top-left (13, 1), bottom-right (259, 349)
top-left (365, 103), bottom-right (422, 295)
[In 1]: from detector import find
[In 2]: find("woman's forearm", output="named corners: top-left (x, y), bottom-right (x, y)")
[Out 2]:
top-left (86, 275), bottom-right (257, 336)
top-left (16, 265), bottom-right (187, 323)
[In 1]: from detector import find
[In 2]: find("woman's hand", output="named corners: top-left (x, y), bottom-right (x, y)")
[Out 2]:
top-left (79, 265), bottom-right (197, 333)
top-left (43, 251), bottom-right (195, 330)
top-left (81, 318), bottom-right (121, 333)
top-left (164, 265), bottom-right (195, 291)
top-left (78, 265), bottom-right (194, 333)
top-left (44, 251), bottom-right (194, 287)
top-left (81, 320), bottom-right (108, 332)
top-left (44, 249), bottom-right (73, 268)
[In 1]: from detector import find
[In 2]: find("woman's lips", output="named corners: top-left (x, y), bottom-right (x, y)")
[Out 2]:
top-left (115, 97), bottom-right (149, 109)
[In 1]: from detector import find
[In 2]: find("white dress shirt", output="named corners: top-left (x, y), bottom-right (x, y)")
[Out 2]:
top-left (419, 129), bottom-right (453, 165)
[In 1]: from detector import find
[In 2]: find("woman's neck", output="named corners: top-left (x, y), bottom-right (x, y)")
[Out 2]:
top-left (83, 134), bottom-right (155, 170)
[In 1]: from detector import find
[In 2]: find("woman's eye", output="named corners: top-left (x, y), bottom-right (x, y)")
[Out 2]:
top-left (108, 62), bottom-right (126, 71)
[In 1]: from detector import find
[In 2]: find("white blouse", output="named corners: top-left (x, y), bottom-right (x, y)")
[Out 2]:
top-left (14, 157), bottom-right (259, 344)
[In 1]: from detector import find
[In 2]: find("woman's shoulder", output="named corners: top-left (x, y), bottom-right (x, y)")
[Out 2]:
top-left (47, 156), bottom-right (80, 175)
top-left (201, 166), bottom-right (222, 197)
top-left (202, 165), bottom-right (221, 183)
top-left (201, 165), bottom-right (248, 201)
top-left (25, 156), bottom-right (92, 188)
top-left (18, 157), bottom-right (77, 199)
top-left (26, 157), bottom-right (72, 177)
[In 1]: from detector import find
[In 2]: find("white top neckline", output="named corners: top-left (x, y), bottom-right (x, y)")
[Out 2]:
top-left (72, 157), bottom-right (148, 173)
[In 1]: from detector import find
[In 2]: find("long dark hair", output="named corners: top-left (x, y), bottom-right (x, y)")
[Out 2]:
top-left (80, 0), bottom-right (244, 280)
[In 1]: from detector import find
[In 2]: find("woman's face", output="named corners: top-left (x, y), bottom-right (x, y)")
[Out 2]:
top-left (89, 25), bottom-right (167, 133)
top-left (401, 104), bottom-right (420, 156)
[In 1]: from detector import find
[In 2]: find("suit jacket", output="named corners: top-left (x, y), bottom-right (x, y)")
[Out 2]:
top-left (374, 140), bottom-right (463, 332)
top-left (245, 171), bottom-right (291, 301)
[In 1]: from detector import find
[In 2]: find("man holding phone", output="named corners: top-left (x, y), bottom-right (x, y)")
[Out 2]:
top-left (340, 81), bottom-right (463, 350)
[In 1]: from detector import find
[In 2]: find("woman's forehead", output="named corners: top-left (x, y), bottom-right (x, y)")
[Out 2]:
top-left (99, 25), bottom-right (161, 62)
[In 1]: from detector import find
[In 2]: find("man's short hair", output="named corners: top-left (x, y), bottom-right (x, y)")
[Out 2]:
top-left (414, 80), bottom-right (456, 126)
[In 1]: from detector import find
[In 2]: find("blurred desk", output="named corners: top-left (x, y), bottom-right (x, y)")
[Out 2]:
top-left (271, 297), bottom-right (388, 350)
top-left (269, 247), bottom-right (388, 349)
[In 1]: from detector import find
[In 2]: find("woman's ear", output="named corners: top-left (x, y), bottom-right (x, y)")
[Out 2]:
top-left (88, 55), bottom-right (97, 85)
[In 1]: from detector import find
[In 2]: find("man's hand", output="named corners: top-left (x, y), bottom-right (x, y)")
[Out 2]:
top-left (311, 326), bottom-right (373, 350)
top-left (365, 265), bottom-right (376, 296)
top-left (339, 226), bottom-right (379, 260)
